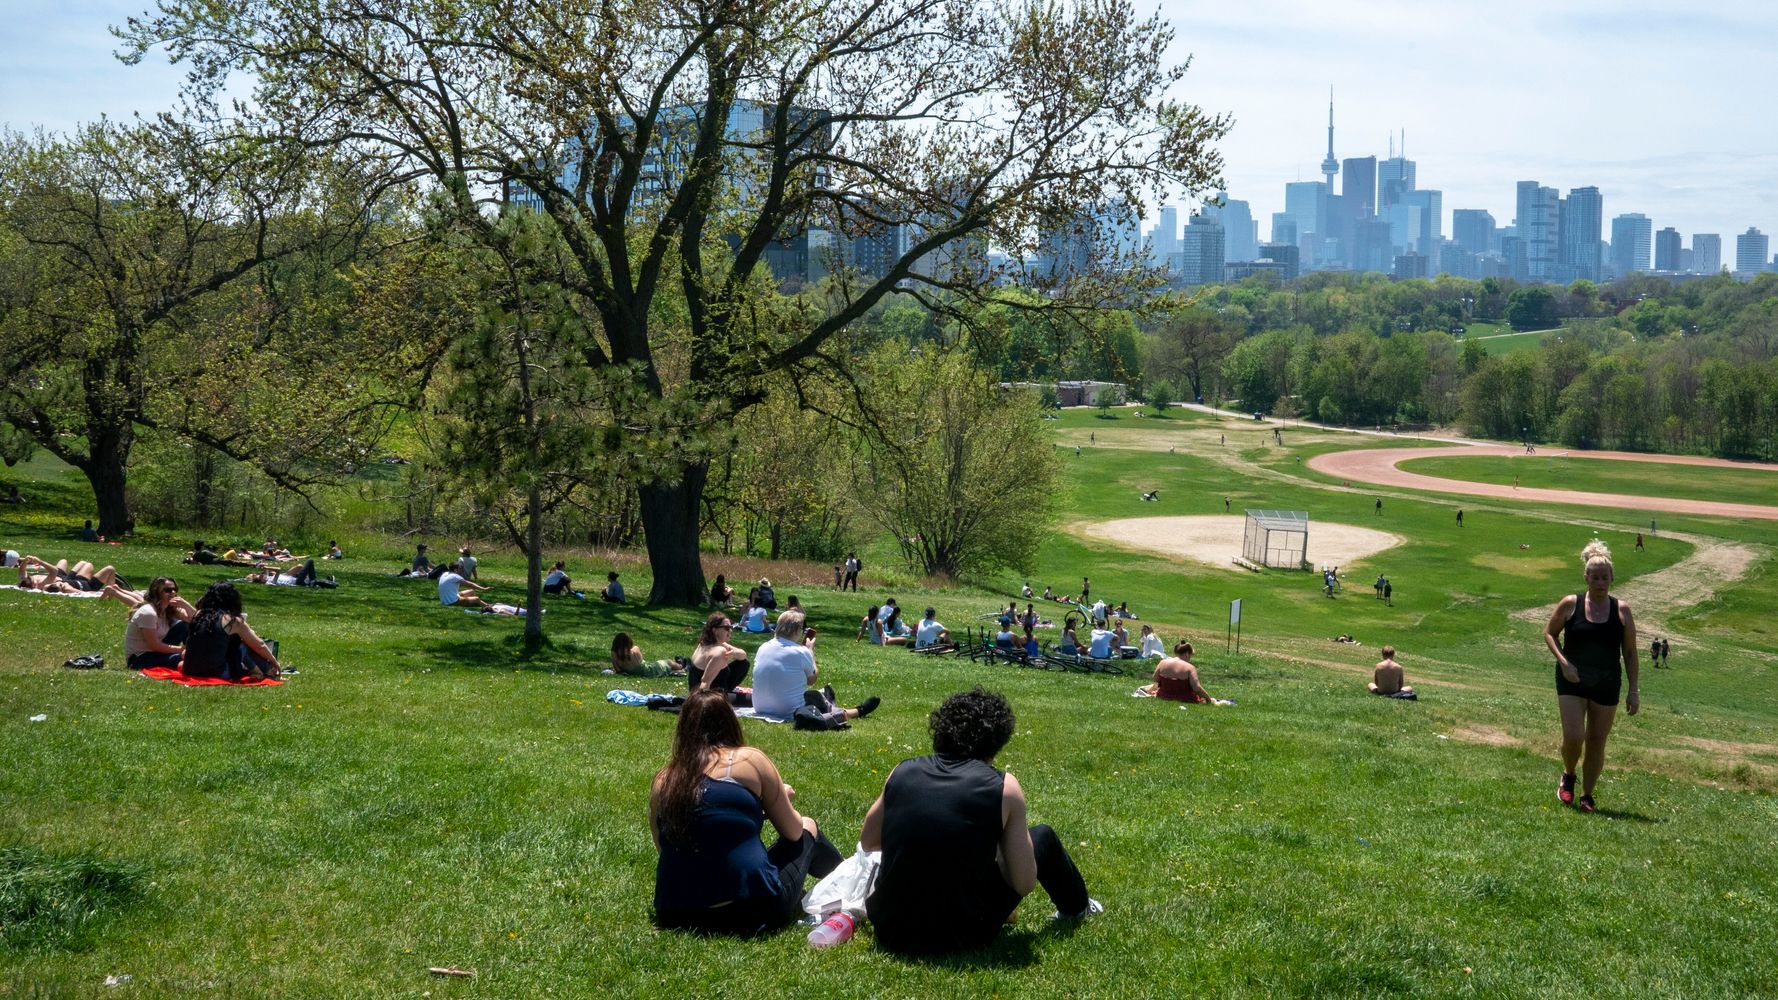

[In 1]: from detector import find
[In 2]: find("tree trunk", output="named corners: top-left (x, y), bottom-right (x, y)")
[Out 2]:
top-left (640, 462), bottom-right (708, 606)
top-left (523, 483), bottom-right (545, 648)
top-left (83, 436), bottom-right (132, 537)
top-left (769, 521), bottom-right (782, 561)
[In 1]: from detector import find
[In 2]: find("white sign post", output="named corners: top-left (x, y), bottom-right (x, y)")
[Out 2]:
top-left (1228, 598), bottom-right (1243, 654)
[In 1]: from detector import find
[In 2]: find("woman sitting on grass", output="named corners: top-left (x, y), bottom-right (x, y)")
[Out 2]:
top-left (611, 632), bottom-right (687, 678)
top-left (650, 689), bottom-right (842, 936)
top-left (708, 574), bottom-right (733, 607)
top-left (858, 605), bottom-right (884, 644)
top-left (123, 577), bottom-right (191, 670)
top-left (689, 614), bottom-right (750, 695)
top-left (1058, 616), bottom-right (1081, 655)
top-left (182, 582), bottom-right (282, 681)
top-left (881, 606), bottom-right (912, 646)
top-left (1139, 642), bottom-right (1233, 705)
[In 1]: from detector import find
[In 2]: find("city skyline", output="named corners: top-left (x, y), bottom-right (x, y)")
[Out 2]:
top-left (3, 1), bottom-right (1774, 243)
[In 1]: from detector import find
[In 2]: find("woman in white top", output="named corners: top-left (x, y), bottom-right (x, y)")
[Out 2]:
top-left (124, 577), bottom-right (191, 670)
top-left (1138, 624), bottom-right (1166, 658)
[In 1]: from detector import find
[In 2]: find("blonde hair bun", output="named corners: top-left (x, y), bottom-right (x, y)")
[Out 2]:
top-left (1581, 539), bottom-right (1613, 574)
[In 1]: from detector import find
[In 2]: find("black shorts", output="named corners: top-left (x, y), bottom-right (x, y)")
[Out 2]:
top-left (1556, 665), bottom-right (1621, 706)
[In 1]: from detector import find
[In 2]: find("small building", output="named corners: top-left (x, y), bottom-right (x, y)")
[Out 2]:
top-left (1055, 381), bottom-right (1127, 407)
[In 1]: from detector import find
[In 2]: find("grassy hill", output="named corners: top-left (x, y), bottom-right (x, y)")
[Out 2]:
top-left (2, 410), bottom-right (1775, 997)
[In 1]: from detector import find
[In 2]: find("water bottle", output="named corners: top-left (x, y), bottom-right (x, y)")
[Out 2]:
top-left (806, 912), bottom-right (856, 948)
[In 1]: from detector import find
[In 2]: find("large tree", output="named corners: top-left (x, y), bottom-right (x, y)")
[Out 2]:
top-left (0, 120), bottom-right (386, 533)
top-left (128, 0), bottom-right (1230, 603)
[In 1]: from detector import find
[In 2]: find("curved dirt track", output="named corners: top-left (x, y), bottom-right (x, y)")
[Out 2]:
top-left (1308, 444), bottom-right (1778, 521)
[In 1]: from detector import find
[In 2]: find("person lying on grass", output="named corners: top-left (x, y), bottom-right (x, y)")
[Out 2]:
top-left (14, 562), bottom-right (83, 594)
top-left (246, 558), bottom-right (336, 588)
top-left (1368, 645), bottom-right (1416, 699)
top-left (861, 687), bottom-right (1100, 955)
top-left (437, 562), bottom-right (492, 609)
top-left (1138, 642), bottom-right (1233, 705)
top-left (184, 540), bottom-right (256, 567)
top-left (689, 613), bottom-right (750, 695)
top-left (610, 632), bottom-right (687, 678)
top-left (181, 581), bottom-right (283, 681)
top-left (649, 690), bottom-right (843, 936)
top-left (19, 554), bottom-right (120, 592)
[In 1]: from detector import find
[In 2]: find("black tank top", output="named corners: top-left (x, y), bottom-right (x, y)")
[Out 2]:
top-left (1563, 593), bottom-right (1623, 686)
top-left (181, 614), bottom-right (239, 679)
top-left (867, 755), bottom-right (1016, 953)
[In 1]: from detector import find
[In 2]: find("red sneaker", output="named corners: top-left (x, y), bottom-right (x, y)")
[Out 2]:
top-left (1577, 795), bottom-right (1596, 813)
top-left (1557, 772), bottom-right (1576, 805)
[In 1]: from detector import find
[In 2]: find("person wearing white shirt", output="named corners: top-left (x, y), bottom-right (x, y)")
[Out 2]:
top-left (438, 563), bottom-right (492, 609)
top-left (752, 611), bottom-right (879, 724)
top-left (1090, 600), bottom-right (1108, 627)
top-left (1088, 627), bottom-right (1115, 659)
top-left (742, 603), bottom-right (770, 632)
top-left (1138, 624), bottom-right (1166, 658)
top-left (543, 561), bottom-right (572, 594)
top-left (915, 609), bottom-right (950, 650)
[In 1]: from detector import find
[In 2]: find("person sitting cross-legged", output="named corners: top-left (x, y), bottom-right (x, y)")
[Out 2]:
top-left (181, 581), bottom-right (283, 681)
top-left (861, 687), bottom-right (1100, 955)
top-left (1368, 645), bottom-right (1417, 700)
top-left (690, 613), bottom-right (750, 696)
top-left (438, 562), bottom-right (492, 609)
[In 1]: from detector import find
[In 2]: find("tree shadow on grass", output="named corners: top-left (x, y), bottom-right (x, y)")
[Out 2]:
top-left (422, 635), bottom-right (610, 676)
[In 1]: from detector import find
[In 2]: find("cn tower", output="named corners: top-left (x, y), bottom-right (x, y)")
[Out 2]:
top-left (1320, 88), bottom-right (1339, 189)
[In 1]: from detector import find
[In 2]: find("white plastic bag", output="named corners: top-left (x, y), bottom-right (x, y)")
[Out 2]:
top-left (802, 843), bottom-right (881, 919)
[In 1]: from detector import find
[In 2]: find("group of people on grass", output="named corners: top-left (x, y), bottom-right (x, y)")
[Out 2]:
top-left (115, 575), bottom-right (284, 681)
top-left (650, 685), bottom-right (1096, 949)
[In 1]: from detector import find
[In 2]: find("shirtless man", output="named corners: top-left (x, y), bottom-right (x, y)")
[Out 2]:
top-left (1368, 645), bottom-right (1416, 699)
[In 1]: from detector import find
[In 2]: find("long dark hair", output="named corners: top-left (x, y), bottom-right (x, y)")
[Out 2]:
top-left (610, 631), bottom-right (636, 666)
top-left (697, 612), bottom-right (729, 648)
top-left (145, 577), bottom-right (180, 623)
top-left (656, 690), bottom-right (746, 848)
top-left (192, 581), bottom-right (244, 634)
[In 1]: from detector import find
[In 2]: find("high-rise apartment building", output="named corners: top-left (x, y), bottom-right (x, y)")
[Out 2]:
top-left (1174, 212), bottom-right (1226, 286)
top-left (1736, 228), bottom-right (1769, 273)
top-left (1693, 233), bottom-right (1722, 274)
top-left (1515, 182), bottom-right (1560, 283)
top-left (1557, 187), bottom-right (1603, 282)
top-left (1452, 209), bottom-right (1495, 256)
top-left (1653, 227), bottom-right (1682, 272)
top-left (1611, 214), bottom-right (1652, 275)
top-left (1256, 242), bottom-right (1301, 281)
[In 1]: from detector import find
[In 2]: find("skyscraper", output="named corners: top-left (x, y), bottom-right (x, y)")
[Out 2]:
top-left (1403, 189), bottom-right (1443, 254)
top-left (1377, 154), bottom-right (1416, 210)
top-left (1174, 212), bottom-right (1226, 286)
top-left (1148, 206), bottom-right (1179, 266)
top-left (1203, 192), bottom-right (1257, 262)
top-left (1610, 213), bottom-right (1652, 276)
top-left (1284, 181), bottom-right (1327, 262)
top-left (1515, 182), bottom-right (1560, 282)
top-left (1693, 233), bottom-right (1722, 274)
top-left (1452, 209), bottom-right (1495, 256)
top-left (1271, 215), bottom-right (1297, 247)
top-left (1736, 228), bottom-right (1769, 273)
top-left (1341, 156), bottom-right (1376, 219)
top-left (1557, 187), bottom-right (1603, 282)
top-left (1653, 227), bottom-right (1682, 272)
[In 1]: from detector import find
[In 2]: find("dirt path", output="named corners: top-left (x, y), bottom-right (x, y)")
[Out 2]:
top-left (1308, 444), bottom-right (1778, 521)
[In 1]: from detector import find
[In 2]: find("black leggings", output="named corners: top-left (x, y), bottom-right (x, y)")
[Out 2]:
top-left (127, 619), bottom-right (189, 671)
top-left (655, 828), bottom-right (843, 936)
top-left (689, 657), bottom-right (749, 694)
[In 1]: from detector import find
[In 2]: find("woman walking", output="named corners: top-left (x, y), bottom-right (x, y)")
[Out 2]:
top-left (1544, 540), bottom-right (1640, 812)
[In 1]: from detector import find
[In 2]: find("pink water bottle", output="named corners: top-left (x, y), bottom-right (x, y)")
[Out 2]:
top-left (806, 912), bottom-right (857, 947)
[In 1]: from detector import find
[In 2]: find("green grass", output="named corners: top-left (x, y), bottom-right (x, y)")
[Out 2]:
top-left (1465, 328), bottom-right (1553, 354)
top-left (1400, 454), bottom-right (1778, 508)
top-left (3, 418), bottom-right (1778, 997)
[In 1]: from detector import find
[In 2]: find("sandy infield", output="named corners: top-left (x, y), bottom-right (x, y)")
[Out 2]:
top-left (1078, 515), bottom-right (1404, 572)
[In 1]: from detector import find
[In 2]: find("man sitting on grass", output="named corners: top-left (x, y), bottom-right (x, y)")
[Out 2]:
top-left (1368, 645), bottom-right (1417, 700)
top-left (752, 610), bottom-right (879, 729)
top-left (861, 687), bottom-right (1099, 955)
top-left (438, 561), bottom-right (492, 610)
top-left (915, 608), bottom-right (951, 651)
top-left (601, 571), bottom-right (625, 603)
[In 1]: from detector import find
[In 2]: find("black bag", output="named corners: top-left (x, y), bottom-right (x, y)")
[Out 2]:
top-left (793, 705), bottom-right (849, 731)
top-left (62, 654), bottom-right (105, 670)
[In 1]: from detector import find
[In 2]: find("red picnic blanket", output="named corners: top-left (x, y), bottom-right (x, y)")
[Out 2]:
top-left (138, 667), bottom-right (283, 687)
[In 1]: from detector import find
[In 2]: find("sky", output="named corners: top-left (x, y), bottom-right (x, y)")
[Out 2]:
top-left (4, 1), bottom-right (1774, 245)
